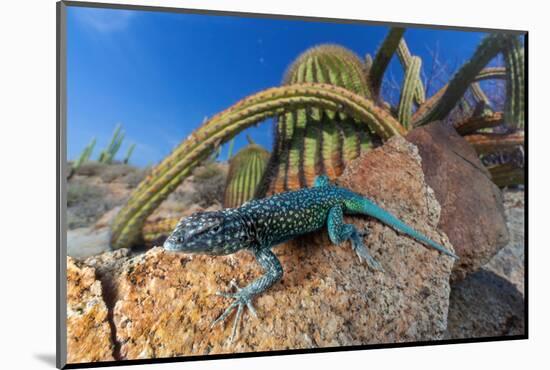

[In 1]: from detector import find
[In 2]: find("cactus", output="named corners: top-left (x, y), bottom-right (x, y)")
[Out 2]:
top-left (223, 138), bottom-right (270, 208)
top-left (487, 162), bottom-right (524, 188)
top-left (109, 83), bottom-right (405, 249)
top-left (413, 33), bottom-right (516, 126)
top-left (69, 137), bottom-right (96, 179)
top-left (98, 124), bottom-right (125, 164)
top-left (258, 45), bottom-right (385, 196)
top-left (503, 38), bottom-right (525, 130)
top-left (226, 138), bottom-right (236, 160)
top-left (123, 143), bottom-right (136, 165)
top-left (369, 27), bottom-right (406, 97)
top-left (396, 38), bottom-right (425, 105)
top-left (397, 56), bottom-right (422, 129)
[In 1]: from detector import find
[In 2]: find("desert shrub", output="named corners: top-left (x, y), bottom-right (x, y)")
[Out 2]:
top-left (122, 166), bottom-right (151, 188)
top-left (73, 161), bottom-right (107, 177)
top-left (190, 162), bottom-right (227, 207)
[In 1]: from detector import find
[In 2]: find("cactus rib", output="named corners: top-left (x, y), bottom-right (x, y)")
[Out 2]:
top-left (455, 112), bottom-right (504, 135)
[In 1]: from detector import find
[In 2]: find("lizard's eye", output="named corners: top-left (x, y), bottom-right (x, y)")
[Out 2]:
top-left (210, 225), bottom-right (222, 234)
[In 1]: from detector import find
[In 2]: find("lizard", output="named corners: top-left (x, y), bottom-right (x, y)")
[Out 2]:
top-left (163, 175), bottom-right (457, 342)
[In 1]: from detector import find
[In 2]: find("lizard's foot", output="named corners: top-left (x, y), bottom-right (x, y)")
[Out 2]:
top-left (358, 226), bottom-right (371, 238)
top-left (351, 235), bottom-right (385, 272)
top-left (211, 280), bottom-right (258, 343)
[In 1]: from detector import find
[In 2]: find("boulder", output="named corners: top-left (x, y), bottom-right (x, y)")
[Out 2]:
top-left (66, 257), bottom-right (115, 363)
top-left (484, 188), bottom-right (525, 295)
top-left (65, 136), bottom-right (455, 360)
top-left (406, 122), bottom-right (509, 281)
top-left (445, 269), bottom-right (525, 339)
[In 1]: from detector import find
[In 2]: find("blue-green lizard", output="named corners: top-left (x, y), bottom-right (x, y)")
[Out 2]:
top-left (163, 175), bottom-right (457, 342)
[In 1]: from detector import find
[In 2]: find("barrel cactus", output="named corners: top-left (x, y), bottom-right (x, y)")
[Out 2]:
top-left (224, 137), bottom-right (270, 208)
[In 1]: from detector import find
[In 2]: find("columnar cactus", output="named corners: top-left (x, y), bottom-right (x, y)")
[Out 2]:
top-left (397, 56), bottom-right (422, 129)
top-left (69, 137), bottom-right (96, 179)
top-left (224, 138), bottom-right (270, 208)
top-left (98, 124), bottom-right (125, 164)
top-left (369, 27), bottom-right (405, 98)
top-left (503, 38), bottom-right (525, 129)
top-left (396, 38), bottom-right (425, 105)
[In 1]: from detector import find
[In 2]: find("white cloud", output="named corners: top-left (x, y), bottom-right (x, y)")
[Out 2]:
top-left (73, 7), bottom-right (136, 33)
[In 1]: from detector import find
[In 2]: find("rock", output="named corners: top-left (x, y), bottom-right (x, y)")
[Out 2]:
top-left (445, 269), bottom-right (525, 339)
top-left (484, 188), bottom-right (525, 295)
top-left (67, 227), bottom-right (111, 259)
top-left (406, 122), bottom-right (509, 281)
top-left (66, 257), bottom-right (115, 363)
top-left (78, 136), bottom-right (453, 360)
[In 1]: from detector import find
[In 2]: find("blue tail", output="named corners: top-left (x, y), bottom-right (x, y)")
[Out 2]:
top-left (350, 197), bottom-right (458, 259)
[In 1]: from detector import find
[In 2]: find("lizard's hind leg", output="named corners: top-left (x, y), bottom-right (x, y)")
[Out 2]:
top-left (327, 205), bottom-right (384, 272)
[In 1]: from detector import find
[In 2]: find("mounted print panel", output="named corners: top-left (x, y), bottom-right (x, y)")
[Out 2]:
top-left (57, 1), bottom-right (527, 368)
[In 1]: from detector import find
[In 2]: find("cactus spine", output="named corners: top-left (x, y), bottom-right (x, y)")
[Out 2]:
top-left (223, 138), bottom-right (270, 208)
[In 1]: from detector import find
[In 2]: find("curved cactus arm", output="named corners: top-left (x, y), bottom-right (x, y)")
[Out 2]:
top-left (504, 38), bottom-right (525, 130)
top-left (369, 27), bottom-right (406, 97)
top-left (396, 38), bottom-right (425, 105)
top-left (470, 82), bottom-right (491, 107)
top-left (110, 83), bottom-right (405, 249)
top-left (397, 56), bottom-right (422, 129)
top-left (475, 66), bottom-right (506, 81)
top-left (464, 131), bottom-right (524, 156)
top-left (455, 112), bottom-right (503, 135)
top-left (413, 33), bottom-right (514, 127)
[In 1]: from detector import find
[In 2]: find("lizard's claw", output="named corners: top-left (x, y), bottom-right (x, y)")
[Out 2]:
top-left (358, 226), bottom-right (371, 238)
top-left (211, 280), bottom-right (257, 343)
top-left (351, 234), bottom-right (385, 273)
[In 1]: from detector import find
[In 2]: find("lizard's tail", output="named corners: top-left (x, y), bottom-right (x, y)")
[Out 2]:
top-left (356, 198), bottom-right (458, 259)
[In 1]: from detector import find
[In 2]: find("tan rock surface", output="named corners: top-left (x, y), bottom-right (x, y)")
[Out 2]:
top-left (66, 136), bottom-right (455, 360)
top-left (66, 257), bottom-right (115, 363)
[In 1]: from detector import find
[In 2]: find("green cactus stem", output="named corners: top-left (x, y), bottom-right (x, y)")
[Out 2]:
top-left (397, 56), bottom-right (422, 129)
top-left (110, 83), bottom-right (405, 249)
top-left (123, 143), bottom-right (136, 165)
top-left (369, 27), bottom-right (406, 98)
top-left (69, 137), bottom-right (96, 179)
top-left (99, 124), bottom-right (125, 164)
top-left (223, 140), bottom-right (270, 208)
top-left (396, 38), bottom-right (425, 105)
top-left (503, 37), bottom-right (525, 130)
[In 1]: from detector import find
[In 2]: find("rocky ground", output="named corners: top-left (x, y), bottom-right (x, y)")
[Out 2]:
top-left (65, 131), bottom-right (525, 364)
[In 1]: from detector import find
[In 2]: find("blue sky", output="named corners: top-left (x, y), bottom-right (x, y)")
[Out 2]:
top-left (67, 6), bottom-right (490, 167)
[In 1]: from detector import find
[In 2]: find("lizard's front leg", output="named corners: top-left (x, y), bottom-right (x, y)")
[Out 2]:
top-left (327, 205), bottom-right (384, 272)
top-left (211, 247), bottom-right (283, 343)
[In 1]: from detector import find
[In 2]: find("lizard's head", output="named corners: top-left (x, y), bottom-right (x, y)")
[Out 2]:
top-left (163, 210), bottom-right (252, 255)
